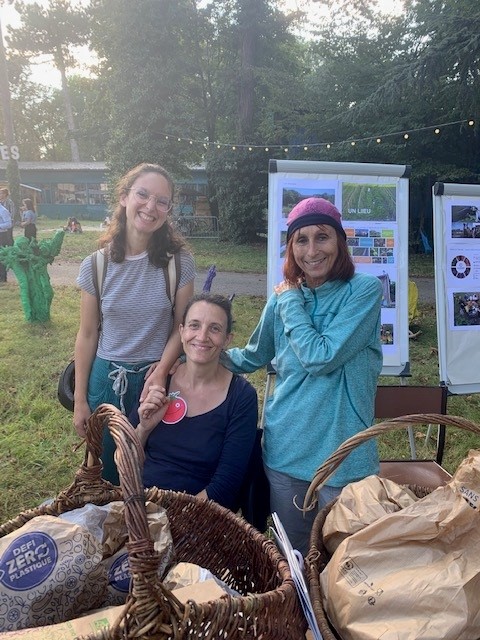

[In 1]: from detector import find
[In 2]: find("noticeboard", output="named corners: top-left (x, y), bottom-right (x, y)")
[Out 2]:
top-left (433, 181), bottom-right (480, 394)
top-left (268, 159), bottom-right (410, 376)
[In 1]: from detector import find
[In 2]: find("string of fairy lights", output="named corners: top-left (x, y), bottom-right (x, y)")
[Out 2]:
top-left (161, 118), bottom-right (475, 152)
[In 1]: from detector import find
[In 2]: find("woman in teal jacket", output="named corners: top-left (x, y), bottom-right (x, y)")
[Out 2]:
top-left (226, 197), bottom-right (383, 555)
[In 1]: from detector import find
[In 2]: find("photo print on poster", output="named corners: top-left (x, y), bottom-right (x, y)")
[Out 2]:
top-left (450, 204), bottom-right (480, 240)
top-left (281, 186), bottom-right (336, 218)
top-left (452, 292), bottom-right (480, 328)
top-left (381, 323), bottom-right (394, 345)
top-left (342, 183), bottom-right (397, 222)
top-left (346, 226), bottom-right (395, 265)
top-left (378, 270), bottom-right (396, 308)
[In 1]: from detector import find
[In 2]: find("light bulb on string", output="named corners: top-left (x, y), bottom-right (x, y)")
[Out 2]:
top-left (161, 116), bottom-right (475, 154)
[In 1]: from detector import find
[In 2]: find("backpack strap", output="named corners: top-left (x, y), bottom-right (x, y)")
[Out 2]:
top-left (163, 252), bottom-right (181, 314)
top-left (91, 249), bottom-right (108, 329)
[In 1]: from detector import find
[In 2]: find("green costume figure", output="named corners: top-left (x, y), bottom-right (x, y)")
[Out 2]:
top-left (0, 230), bottom-right (65, 322)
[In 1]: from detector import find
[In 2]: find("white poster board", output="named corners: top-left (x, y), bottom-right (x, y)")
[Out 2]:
top-left (433, 181), bottom-right (480, 394)
top-left (268, 159), bottom-right (410, 376)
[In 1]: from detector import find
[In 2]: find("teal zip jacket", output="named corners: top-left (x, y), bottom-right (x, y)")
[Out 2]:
top-left (227, 272), bottom-right (383, 487)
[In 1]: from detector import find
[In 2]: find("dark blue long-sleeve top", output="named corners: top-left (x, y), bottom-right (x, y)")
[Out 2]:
top-left (129, 374), bottom-right (258, 511)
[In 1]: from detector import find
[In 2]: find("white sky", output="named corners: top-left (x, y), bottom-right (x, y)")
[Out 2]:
top-left (283, 0), bottom-right (401, 11)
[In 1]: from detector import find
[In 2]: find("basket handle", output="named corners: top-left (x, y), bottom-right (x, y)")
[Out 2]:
top-left (52, 403), bottom-right (123, 513)
top-left (84, 403), bottom-right (191, 638)
top-left (303, 412), bottom-right (480, 511)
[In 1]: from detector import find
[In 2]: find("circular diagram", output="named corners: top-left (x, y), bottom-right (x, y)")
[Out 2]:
top-left (451, 255), bottom-right (471, 279)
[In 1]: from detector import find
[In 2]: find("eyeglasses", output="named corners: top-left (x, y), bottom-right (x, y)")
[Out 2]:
top-left (128, 188), bottom-right (173, 213)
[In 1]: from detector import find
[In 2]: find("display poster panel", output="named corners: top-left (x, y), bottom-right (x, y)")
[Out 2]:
top-left (268, 160), bottom-right (410, 376)
top-left (433, 182), bottom-right (480, 394)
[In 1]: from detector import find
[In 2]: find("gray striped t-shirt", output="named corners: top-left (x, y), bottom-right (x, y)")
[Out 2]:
top-left (77, 249), bottom-right (195, 362)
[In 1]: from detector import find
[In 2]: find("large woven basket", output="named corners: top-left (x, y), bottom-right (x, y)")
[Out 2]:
top-left (0, 404), bottom-right (307, 639)
top-left (303, 413), bottom-right (480, 640)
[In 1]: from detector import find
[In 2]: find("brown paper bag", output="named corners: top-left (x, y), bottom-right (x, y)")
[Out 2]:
top-left (321, 450), bottom-right (480, 640)
top-left (101, 501), bottom-right (175, 606)
top-left (322, 475), bottom-right (418, 554)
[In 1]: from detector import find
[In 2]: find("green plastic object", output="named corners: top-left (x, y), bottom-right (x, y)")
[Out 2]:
top-left (0, 230), bottom-right (65, 322)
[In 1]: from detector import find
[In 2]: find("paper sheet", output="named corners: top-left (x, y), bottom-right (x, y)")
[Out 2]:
top-left (270, 512), bottom-right (323, 640)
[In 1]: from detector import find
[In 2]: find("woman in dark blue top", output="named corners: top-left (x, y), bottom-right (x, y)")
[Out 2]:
top-left (132, 292), bottom-right (258, 511)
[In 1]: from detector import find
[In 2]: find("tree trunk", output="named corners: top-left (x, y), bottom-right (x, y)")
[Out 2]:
top-left (0, 13), bottom-right (21, 220)
top-left (237, 0), bottom-right (257, 141)
top-left (56, 46), bottom-right (80, 162)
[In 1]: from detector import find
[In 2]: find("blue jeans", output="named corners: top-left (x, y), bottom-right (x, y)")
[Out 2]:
top-left (265, 465), bottom-right (342, 558)
top-left (87, 356), bottom-right (154, 484)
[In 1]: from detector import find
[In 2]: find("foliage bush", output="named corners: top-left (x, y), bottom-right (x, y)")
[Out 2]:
top-left (206, 149), bottom-right (269, 243)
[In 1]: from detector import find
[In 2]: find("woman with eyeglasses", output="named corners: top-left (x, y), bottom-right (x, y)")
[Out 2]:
top-left (73, 163), bottom-right (195, 483)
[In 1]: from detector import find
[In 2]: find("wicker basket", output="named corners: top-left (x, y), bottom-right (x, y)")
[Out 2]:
top-left (303, 412), bottom-right (480, 640)
top-left (0, 404), bottom-right (307, 639)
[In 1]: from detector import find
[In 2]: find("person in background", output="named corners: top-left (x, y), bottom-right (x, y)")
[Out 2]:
top-left (224, 197), bottom-right (383, 555)
top-left (133, 292), bottom-right (258, 511)
top-left (73, 163), bottom-right (195, 484)
top-left (65, 217), bottom-right (83, 233)
top-left (20, 198), bottom-right (37, 240)
top-left (0, 202), bottom-right (13, 283)
top-left (0, 188), bottom-right (16, 226)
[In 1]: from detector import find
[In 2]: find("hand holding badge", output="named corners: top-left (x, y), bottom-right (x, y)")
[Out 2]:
top-left (162, 391), bottom-right (188, 424)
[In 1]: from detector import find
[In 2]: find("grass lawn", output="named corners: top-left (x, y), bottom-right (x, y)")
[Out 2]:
top-left (31, 218), bottom-right (268, 272)
top-left (408, 252), bottom-right (434, 278)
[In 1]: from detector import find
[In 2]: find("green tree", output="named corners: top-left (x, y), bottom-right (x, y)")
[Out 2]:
top-left (0, 3), bottom-right (21, 220)
top-left (4, 49), bottom-right (109, 162)
top-left (7, 80), bottom-right (67, 160)
top-left (89, 0), bottom-right (205, 180)
top-left (88, 0), bottom-right (309, 241)
top-left (203, 0), bottom-right (309, 241)
top-left (289, 0), bottom-right (479, 244)
top-left (7, 0), bottom-right (90, 162)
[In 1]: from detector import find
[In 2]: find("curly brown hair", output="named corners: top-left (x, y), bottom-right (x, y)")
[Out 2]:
top-left (99, 163), bottom-right (188, 268)
top-left (283, 225), bottom-right (354, 285)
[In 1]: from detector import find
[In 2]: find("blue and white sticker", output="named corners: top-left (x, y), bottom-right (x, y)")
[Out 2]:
top-left (108, 552), bottom-right (131, 593)
top-left (0, 532), bottom-right (58, 591)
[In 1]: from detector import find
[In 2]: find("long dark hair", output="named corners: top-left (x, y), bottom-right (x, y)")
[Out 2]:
top-left (22, 198), bottom-right (35, 212)
top-left (99, 163), bottom-right (187, 268)
top-left (283, 225), bottom-right (354, 285)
